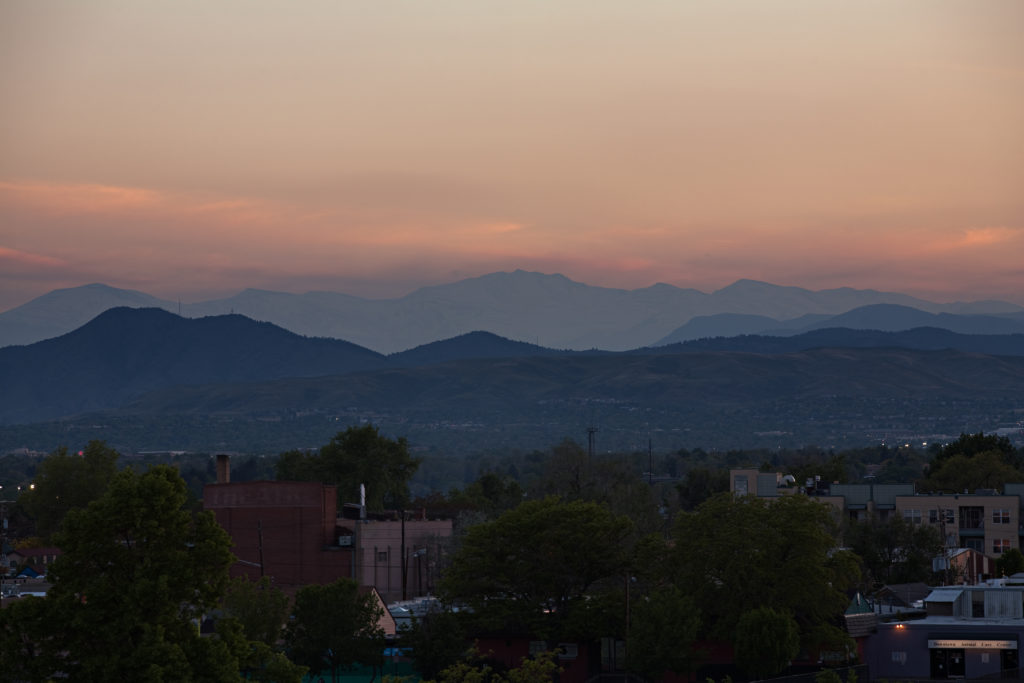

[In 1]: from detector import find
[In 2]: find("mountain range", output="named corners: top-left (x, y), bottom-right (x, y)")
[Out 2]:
top-left (2, 307), bottom-right (1023, 456)
top-left (2, 271), bottom-right (1022, 352)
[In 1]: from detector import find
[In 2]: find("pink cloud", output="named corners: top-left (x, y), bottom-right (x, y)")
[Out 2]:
top-left (0, 246), bottom-right (67, 270)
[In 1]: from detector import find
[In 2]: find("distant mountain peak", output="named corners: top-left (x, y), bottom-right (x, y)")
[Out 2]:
top-left (713, 279), bottom-right (801, 294)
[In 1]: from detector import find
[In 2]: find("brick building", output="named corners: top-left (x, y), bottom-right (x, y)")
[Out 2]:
top-left (203, 477), bottom-right (353, 587)
top-left (203, 455), bottom-right (452, 597)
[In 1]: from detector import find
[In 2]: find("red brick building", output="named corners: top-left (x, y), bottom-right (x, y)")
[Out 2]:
top-left (203, 479), bottom-right (353, 587)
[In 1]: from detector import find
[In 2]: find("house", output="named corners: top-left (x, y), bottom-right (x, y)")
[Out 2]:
top-left (360, 584), bottom-right (397, 637)
top-left (5, 547), bottom-right (61, 576)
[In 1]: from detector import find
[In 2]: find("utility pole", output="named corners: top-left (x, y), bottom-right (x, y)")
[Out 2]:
top-left (257, 520), bottom-right (265, 578)
top-left (587, 426), bottom-right (598, 469)
top-left (401, 509), bottom-right (407, 600)
top-left (0, 500), bottom-right (8, 601)
top-left (648, 436), bottom-right (653, 485)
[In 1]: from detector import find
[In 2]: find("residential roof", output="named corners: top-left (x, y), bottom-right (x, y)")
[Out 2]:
top-left (877, 582), bottom-right (934, 606)
top-left (925, 588), bottom-right (965, 603)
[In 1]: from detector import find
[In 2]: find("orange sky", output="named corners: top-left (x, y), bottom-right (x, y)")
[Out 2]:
top-left (2, 1), bottom-right (1022, 311)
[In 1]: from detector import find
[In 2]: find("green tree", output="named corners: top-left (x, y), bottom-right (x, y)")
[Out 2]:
top-left (0, 595), bottom-right (62, 682)
top-left (733, 607), bottom-right (800, 678)
top-left (221, 576), bottom-right (291, 646)
top-left (215, 618), bottom-right (307, 683)
top-left (626, 584), bottom-right (701, 680)
top-left (285, 577), bottom-right (386, 683)
top-left (18, 440), bottom-right (119, 540)
top-left (31, 465), bottom-right (240, 680)
top-left (996, 548), bottom-right (1024, 577)
top-left (676, 467), bottom-right (729, 511)
top-left (815, 669), bottom-right (843, 683)
top-left (931, 431), bottom-right (1017, 466)
top-left (425, 649), bottom-right (561, 683)
top-left (673, 493), bottom-right (855, 651)
top-left (401, 608), bottom-right (468, 680)
top-left (439, 497), bottom-right (633, 640)
top-left (445, 472), bottom-right (525, 519)
top-left (786, 453), bottom-right (849, 489)
top-left (845, 515), bottom-right (943, 586)
top-left (921, 450), bottom-right (1024, 493)
top-left (921, 432), bottom-right (1022, 492)
top-left (276, 424), bottom-right (420, 510)
top-left (537, 438), bottom-right (589, 499)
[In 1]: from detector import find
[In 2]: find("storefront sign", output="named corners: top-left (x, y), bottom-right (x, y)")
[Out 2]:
top-left (928, 639), bottom-right (1017, 650)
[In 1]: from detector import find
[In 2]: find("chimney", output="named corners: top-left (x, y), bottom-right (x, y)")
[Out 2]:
top-left (216, 454), bottom-right (231, 484)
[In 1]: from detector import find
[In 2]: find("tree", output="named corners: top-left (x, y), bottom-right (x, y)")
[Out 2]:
top-left (276, 424), bottom-right (420, 510)
top-left (0, 595), bottom-right (62, 682)
top-left (921, 451), bottom-right (1024, 494)
top-left (626, 585), bottom-right (701, 680)
top-left (786, 453), bottom-right (849, 489)
top-left (733, 607), bottom-right (800, 678)
top-left (424, 648), bottom-right (562, 683)
top-left (400, 608), bottom-right (468, 680)
top-left (536, 438), bottom-right (589, 499)
top-left (921, 432), bottom-right (1022, 492)
top-left (845, 515), bottom-right (943, 586)
top-left (215, 618), bottom-right (307, 683)
top-left (931, 431), bottom-right (1017, 466)
top-left (439, 497), bottom-right (633, 641)
top-left (18, 440), bottom-right (119, 540)
top-left (996, 548), bottom-right (1024, 577)
top-left (672, 493), bottom-right (855, 651)
top-left (221, 576), bottom-right (291, 646)
top-left (23, 465), bottom-right (241, 680)
top-left (285, 578), bottom-right (386, 682)
top-left (676, 467), bottom-right (729, 511)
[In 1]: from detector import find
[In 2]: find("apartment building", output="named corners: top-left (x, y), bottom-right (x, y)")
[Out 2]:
top-left (730, 469), bottom-right (1024, 561)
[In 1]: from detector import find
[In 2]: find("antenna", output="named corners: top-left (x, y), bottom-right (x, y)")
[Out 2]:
top-left (587, 426), bottom-right (598, 466)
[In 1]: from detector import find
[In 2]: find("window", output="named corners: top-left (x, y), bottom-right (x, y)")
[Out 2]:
top-left (903, 509), bottom-right (922, 525)
top-left (734, 475), bottom-right (748, 495)
top-left (993, 509), bottom-right (1011, 524)
top-left (964, 538), bottom-right (984, 552)
top-left (377, 551), bottom-right (388, 562)
top-left (931, 508), bottom-right (954, 524)
top-left (959, 506), bottom-right (984, 530)
top-left (994, 539), bottom-right (1011, 554)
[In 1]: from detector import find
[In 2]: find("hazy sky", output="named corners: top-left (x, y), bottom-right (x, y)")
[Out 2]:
top-left (2, 0), bottom-right (1022, 311)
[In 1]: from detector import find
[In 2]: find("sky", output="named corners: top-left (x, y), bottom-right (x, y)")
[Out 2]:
top-left (2, 0), bottom-right (1023, 312)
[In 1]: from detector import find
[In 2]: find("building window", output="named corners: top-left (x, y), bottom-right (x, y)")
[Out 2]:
top-left (993, 509), bottom-right (1011, 524)
top-left (964, 538), bottom-right (984, 552)
top-left (903, 509), bottom-right (922, 525)
top-left (734, 475), bottom-right (748, 495)
top-left (377, 551), bottom-right (388, 562)
top-left (960, 506), bottom-right (984, 529)
top-left (930, 508), bottom-right (954, 524)
top-left (994, 539), bottom-right (1011, 554)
